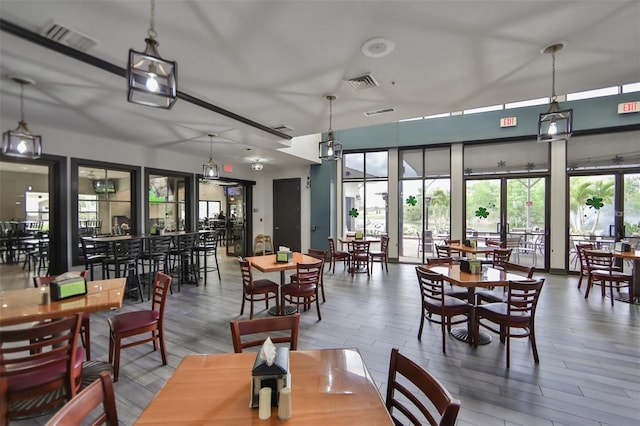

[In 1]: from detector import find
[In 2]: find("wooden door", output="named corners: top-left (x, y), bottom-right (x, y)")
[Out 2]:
top-left (273, 178), bottom-right (301, 252)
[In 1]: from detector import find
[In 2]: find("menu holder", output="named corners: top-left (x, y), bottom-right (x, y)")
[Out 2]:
top-left (355, 231), bottom-right (364, 240)
top-left (276, 251), bottom-right (293, 263)
top-left (251, 346), bottom-right (290, 408)
top-left (460, 259), bottom-right (482, 274)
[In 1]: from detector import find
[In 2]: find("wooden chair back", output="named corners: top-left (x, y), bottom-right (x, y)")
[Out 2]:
top-left (46, 371), bottom-right (118, 426)
top-left (386, 348), bottom-right (461, 425)
top-left (0, 315), bottom-right (83, 421)
top-left (497, 262), bottom-right (535, 278)
top-left (151, 272), bottom-right (172, 324)
top-left (230, 314), bottom-right (300, 353)
top-left (486, 239), bottom-right (506, 249)
top-left (426, 257), bottom-right (454, 265)
top-left (507, 279), bottom-right (544, 319)
top-left (491, 248), bottom-right (513, 268)
top-left (435, 245), bottom-right (451, 258)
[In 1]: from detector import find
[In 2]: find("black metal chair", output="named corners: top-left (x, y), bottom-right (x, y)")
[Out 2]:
top-left (139, 235), bottom-right (173, 298)
top-left (102, 238), bottom-right (145, 302)
top-left (193, 230), bottom-right (221, 286)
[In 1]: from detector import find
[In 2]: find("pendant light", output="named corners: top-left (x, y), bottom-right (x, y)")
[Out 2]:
top-left (251, 160), bottom-right (264, 171)
top-left (318, 95), bottom-right (343, 161)
top-left (2, 77), bottom-right (42, 159)
top-left (203, 133), bottom-right (219, 179)
top-left (537, 43), bottom-right (572, 142)
top-left (127, 0), bottom-right (177, 109)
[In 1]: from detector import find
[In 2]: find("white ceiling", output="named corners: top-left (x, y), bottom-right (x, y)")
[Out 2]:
top-left (1, 1), bottom-right (639, 168)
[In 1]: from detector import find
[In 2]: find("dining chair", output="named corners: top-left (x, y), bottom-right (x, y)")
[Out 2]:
top-left (475, 262), bottom-right (535, 304)
top-left (444, 239), bottom-right (461, 259)
top-left (239, 257), bottom-right (279, 319)
top-left (583, 249), bottom-right (632, 305)
top-left (435, 244), bottom-right (453, 260)
top-left (349, 239), bottom-right (371, 276)
top-left (474, 278), bottom-right (545, 368)
top-left (385, 348), bottom-right (461, 426)
top-left (34, 271), bottom-right (92, 361)
top-left (575, 243), bottom-right (594, 289)
top-left (426, 257), bottom-right (467, 300)
top-left (491, 248), bottom-right (513, 268)
top-left (369, 234), bottom-right (390, 272)
top-left (415, 266), bottom-right (471, 353)
top-left (108, 271), bottom-right (172, 381)
top-left (302, 248), bottom-right (328, 302)
top-left (327, 236), bottom-right (350, 273)
top-left (0, 314), bottom-right (84, 422)
top-left (102, 237), bottom-right (145, 302)
top-left (229, 314), bottom-right (300, 353)
top-left (46, 371), bottom-right (119, 426)
top-left (281, 260), bottom-right (323, 320)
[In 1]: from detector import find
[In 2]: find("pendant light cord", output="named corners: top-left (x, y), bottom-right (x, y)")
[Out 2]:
top-left (551, 48), bottom-right (557, 102)
top-left (148, 0), bottom-right (157, 40)
top-left (19, 82), bottom-right (25, 122)
top-left (329, 96), bottom-right (333, 132)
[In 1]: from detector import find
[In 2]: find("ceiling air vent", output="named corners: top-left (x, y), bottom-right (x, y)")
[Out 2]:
top-left (271, 124), bottom-right (293, 133)
top-left (345, 73), bottom-right (379, 91)
top-left (40, 20), bottom-right (98, 51)
top-left (364, 107), bottom-right (396, 117)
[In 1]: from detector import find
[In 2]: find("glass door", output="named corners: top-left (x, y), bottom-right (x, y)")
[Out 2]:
top-left (466, 177), bottom-right (547, 269)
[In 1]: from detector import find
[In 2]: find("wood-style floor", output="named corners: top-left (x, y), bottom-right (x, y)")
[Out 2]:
top-left (3, 254), bottom-right (639, 426)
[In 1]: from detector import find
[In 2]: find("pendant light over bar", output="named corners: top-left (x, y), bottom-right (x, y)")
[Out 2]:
top-left (319, 95), bottom-right (343, 161)
top-left (2, 76), bottom-right (42, 159)
top-left (203, 133), bottom-right (219, 179)
top-left (537, 43), bottom-right (572, 143)
top-left (127, 0), bottom-right (177, 109)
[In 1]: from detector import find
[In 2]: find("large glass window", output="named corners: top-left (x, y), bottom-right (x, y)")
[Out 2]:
top-left (78, 167), bottom-right (132, 236)
top-left (343, 151), bottom-right (388, 236)
top-left (399, 147), bottom-right (451, 262)
top-left (148, 174), bottom-right (187, 233)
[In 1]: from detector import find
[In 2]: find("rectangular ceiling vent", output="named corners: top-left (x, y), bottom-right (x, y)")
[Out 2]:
top-left (345, 73), bottom-right (379, 91)
top-left (40, 20), bottom-right (98, 52)
top-left (271, 124), bottom-right (294, 133)
top-left (364, 107), bottom-right (396, 117)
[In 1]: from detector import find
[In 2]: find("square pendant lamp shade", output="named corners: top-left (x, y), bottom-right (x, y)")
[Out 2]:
top-left (319, 95), bottom-right (343, 161)
top-left (2, 77), bottom-right (41, 159)
top-left (127, 0), bottom-right (177, 109)
top-left (537, 43), bottom-right (572, 143)
top-left (203, 133), bottom-right (219, 179)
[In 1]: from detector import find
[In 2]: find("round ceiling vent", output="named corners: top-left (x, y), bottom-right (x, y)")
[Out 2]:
top-left (361, 37), bottom-right (395, 58)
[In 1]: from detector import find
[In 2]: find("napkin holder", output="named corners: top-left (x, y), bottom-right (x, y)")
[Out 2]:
top-left (251, 346), bottom-right (290, 408)
top-left (276, 251), bottom-right (293, 263)
top-left (621, 242), bottom-right (632, 252)
top-left (50, 277), bottom-right (87, 301)
top-left (354, 231), bottom-right (364, 240)
top-left (460, 259), bottom-right (482, 274)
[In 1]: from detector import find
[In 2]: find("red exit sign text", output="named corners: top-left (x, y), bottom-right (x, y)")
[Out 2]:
top-left (618, 101), bottom-right (640, 114)
top-left (500, 117), bottom-right (517, 127)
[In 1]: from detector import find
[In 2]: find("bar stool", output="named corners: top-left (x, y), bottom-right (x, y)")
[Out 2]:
top-left (193, 230), bottom-right (221, 286)
top-left (102, 238), bottom-right (145, 302)
top-left (139, 235), bottom-right (173, 298)
top-left (81, 238), bottom-right (109, 281)
top-left (168, 233), bottom-right (199, 291)
top-left (253, 234), bottom-right (274, 256)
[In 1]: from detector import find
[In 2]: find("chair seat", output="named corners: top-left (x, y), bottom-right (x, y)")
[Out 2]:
top-left (7, 347), bottom-right (84, 392)
top-left (109, 311), bottom-right (159, 333)
top-left (590, 270), bottom-right (632, 281)
top-left (281, 283), bottom-right (316, 295)
top-left (253, 279), bottom-right (279, 292)
top-left (476, 303), bottom-right (532, 321)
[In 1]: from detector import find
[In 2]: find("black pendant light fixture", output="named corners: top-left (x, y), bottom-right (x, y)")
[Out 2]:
top-left (127, 0), bottom-right (177, 109)
top-left (318, 95), bottom-right (343, 161)
top-left (203, 133), bottom-right (219, 179)
top-left (2, 76), bottom-right (42, 159)
top-left (537, 43), bottom-right (572, 142)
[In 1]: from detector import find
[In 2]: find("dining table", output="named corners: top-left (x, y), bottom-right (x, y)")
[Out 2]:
top-left (246, 252), bottom-right (320, 315)
top-left (444, 242), bottom-right (496, 257)
top-left (134, 348), bottom-right (393, 425)
top-left (611, 249), bottom-right (640, 304)
top-left (0, 277), bottom-right (126, 327)
top-left (425, 264), bottom-right (527, 345)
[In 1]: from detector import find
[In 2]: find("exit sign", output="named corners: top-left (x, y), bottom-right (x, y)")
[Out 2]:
top-left (223, 164), bottom-right (233, 173)
top-left (500, 117), bottom-right (517, 127)
top-left (618, 101), bottom-right (640, 114)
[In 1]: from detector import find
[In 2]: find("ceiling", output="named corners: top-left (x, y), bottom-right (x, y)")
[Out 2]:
top-left (1, 1), bottom-right (639, 168)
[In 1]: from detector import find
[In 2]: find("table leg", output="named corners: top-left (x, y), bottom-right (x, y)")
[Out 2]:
top-left (450, 286), bottom-right (492, 345)
top-left (268, 270), bottom-right (297, 316)
top-left (614, 258), bottom-right (640, 305)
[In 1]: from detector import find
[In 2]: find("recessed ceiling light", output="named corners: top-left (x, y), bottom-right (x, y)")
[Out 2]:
top-left (361, 37), bottom-right (395, 58)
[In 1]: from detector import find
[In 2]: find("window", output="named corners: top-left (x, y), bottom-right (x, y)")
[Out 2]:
top-left (148, 174), bottom-right (188, 232)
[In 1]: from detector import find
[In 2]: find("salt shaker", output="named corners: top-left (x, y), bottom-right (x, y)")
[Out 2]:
top-left (278, 387), bottom-right (292, 420)
top-left (258, 387), bottom-right (271, 420)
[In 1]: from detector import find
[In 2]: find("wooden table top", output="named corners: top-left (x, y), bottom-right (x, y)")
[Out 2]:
top-left (246, 253), bottom-right (320, 273)
top-left (135, 348), bottom-right (393, 425)
top-left (0, 278), bottom-right (126, 327)
top-left (339, 236), bottom-right (381, 244)
top-left (425, 265), bottom-right (526, 288)
top-left (612, 249), bottom-right (640, 261)
top-left (445, 243), bottom-right (495, 254)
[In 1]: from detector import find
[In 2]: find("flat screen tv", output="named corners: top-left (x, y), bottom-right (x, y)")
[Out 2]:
top-left (149, 176), bottom-right (174, 203)
top-left (93, 179), bottom-right (116, 194)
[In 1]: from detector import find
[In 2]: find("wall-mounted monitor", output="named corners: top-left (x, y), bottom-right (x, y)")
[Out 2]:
top-left (149, 176), bottom-right (174, 202)
top-left (93, 179), bottom-right (116, 194)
